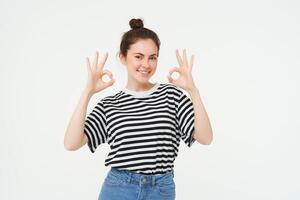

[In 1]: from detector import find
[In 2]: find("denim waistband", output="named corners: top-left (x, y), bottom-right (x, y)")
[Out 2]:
top-left (108, 167), bottom-right (174, 186)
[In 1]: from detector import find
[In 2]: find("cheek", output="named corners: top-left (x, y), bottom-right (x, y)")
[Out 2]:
top-left (131, 60), bottom-right (141, 68)
top-left (126, 60), bottom-right (140, 71)
top-left (150, 60), bottom-right (158, 68)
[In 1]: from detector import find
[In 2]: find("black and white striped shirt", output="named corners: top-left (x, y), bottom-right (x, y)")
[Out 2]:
top-left (84, 83), bottom-right (195, 174)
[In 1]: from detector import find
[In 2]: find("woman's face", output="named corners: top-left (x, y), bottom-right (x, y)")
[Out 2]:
top-left (120, 39), bottom-right (158, 84)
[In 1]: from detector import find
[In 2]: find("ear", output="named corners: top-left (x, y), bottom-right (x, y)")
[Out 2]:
top-left (119, 53), bottom-right (126, 65)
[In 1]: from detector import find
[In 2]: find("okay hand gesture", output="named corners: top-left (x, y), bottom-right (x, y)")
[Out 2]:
top-left (85, 51), bottom-right (115, 95)
top-left (168, 49), bottom-right (196, 92)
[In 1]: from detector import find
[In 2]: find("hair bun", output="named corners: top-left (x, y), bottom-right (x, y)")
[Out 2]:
top-left (129, 18), bottom-right (144, 29)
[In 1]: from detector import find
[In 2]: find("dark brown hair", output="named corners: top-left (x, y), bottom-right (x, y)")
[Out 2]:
top-left (119, 18), bottom-right (161, 58)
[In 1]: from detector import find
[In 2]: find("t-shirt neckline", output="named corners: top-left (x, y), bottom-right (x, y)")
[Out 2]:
top-left (122, 82), bottom-right (160, 97)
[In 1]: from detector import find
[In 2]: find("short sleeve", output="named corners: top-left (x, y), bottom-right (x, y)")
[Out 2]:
top-left (84, 100), bottom-right (107, 153)
top-left (176, 92), bottom-right (196, 147)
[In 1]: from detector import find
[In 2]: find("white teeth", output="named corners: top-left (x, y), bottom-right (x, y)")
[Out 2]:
top-left (138, 70), bottom-right (149, 74)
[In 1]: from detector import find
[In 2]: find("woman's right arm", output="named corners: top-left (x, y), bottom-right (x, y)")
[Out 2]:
top-left (63, 89), bottom-right (93, 151)
top-left (63, 51), bottom-right (115, 151)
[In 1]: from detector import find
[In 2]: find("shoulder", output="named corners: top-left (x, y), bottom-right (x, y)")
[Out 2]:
top-left (160, 83), bottom-right (184, 97)
top-left (97, 90), bottom-right (123, 106)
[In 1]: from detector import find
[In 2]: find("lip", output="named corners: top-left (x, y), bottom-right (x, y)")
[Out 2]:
top-left (137, 69), bottom-right (150, 74)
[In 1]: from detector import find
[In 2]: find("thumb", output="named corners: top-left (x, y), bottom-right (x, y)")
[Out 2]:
top-left (168, 66), bottom-right (179, 84)
top-left (107, 78), bottom-right (115, 86)
top-left (167, 74), bottom-right (173, 83)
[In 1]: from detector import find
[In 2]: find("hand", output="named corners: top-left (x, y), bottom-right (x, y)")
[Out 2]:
top-left (85, 51), bottom-right (115, 95)
top-left (168, 49), bottom-right (196, 92)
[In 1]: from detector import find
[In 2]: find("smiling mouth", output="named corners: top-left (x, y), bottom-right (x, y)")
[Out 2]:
top-left (137, 70), bottom-right (150, 74)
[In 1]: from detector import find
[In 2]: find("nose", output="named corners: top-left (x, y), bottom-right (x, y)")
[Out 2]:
top-left (141, 58), bottom-right (150, 68)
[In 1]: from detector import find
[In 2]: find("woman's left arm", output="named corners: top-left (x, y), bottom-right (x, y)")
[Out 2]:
top-left (187, 87), bottom-right (213, 145)
top-left (168, 49), bottom-right (213, 145)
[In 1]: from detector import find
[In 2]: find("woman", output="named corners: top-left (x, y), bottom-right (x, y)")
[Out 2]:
top-left (64, 18), bottom-right (213, 200)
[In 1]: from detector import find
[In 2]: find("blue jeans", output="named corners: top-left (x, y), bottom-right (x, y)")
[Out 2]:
top-left (98, 167), bottom-right (176, 200)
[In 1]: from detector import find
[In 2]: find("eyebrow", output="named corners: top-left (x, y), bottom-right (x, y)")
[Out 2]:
top-left (133, 53), bottom-right (158, 56)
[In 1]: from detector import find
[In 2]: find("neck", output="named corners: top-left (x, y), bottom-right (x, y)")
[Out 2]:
top-left (126, 80), bottom-right (155, 92)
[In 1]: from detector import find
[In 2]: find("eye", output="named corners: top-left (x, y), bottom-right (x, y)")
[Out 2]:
top-left (135, 56), bottom-right (142, 59)
top-left (150, 57), bottom-right (157, 60)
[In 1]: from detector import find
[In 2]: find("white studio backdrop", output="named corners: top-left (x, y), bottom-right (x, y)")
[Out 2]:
top-left (1, 0), bottom-right (299, 199)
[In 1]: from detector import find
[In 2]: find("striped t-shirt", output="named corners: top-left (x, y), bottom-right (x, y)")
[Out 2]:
top-left (84, 82), bottom-right (195, 174)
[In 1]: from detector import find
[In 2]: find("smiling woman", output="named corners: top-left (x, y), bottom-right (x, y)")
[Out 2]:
top-left (120, 38), bottom-right (158, 88)
top-left (63, 17), bottom-right (213, 200)
top-left (119, 18), bottom-right (160, 91)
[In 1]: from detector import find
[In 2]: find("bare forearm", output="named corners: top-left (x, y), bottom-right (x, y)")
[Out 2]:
top-left (187, 87), bottom-right (213, 145)
top-left (64, 89), bottom-right (93, 150)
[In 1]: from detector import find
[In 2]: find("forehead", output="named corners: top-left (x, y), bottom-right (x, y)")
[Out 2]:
top-left (128, 39), bottom-right (158, 56)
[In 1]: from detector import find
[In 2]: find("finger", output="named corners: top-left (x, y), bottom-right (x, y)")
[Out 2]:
top-left (102, 69), bottom-right (115, 84)
top-left (190, 55), bottom-right (194, 70)
top-left (110, 77), bottom-right (116, 84)
top-left (102, 69), bottom-right (113, 77)
top-left (168, 66), bottom-right (180, 76)
top-left (93, 51), bottom-right (99, 69)
top-left (182, 49), bottom-right (188, 67)
top-left (86, 57), bottom-right (91, 68)
top-left (105, 77), bottom-right (115, 87)
top-left (167, 74), bottom-right (173, 83)
top-left (99, 52), bottom-right (108, 69)
top-left (175, 49), bottom-right (183, 66)
top-left (86, 57), bottom-right (92, 75)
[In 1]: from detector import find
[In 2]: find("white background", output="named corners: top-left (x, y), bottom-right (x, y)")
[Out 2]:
top-left (1, 0), bottom-right (299, 199)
